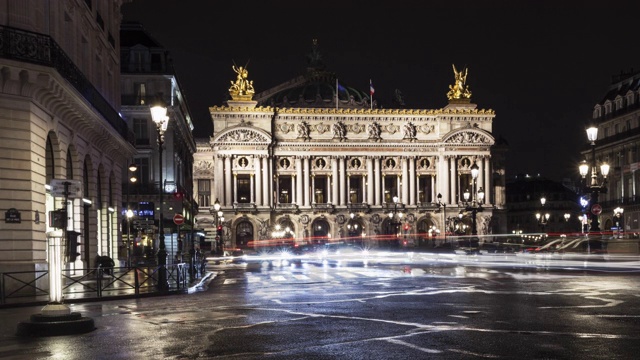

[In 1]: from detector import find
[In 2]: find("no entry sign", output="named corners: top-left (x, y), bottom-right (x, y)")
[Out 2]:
top-left (591, 204), bottom-right (602, 216)
top-left (173, 214), bottom-right (185, 225)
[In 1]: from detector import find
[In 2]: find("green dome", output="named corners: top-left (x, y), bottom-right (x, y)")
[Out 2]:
top-left (257, 70), bottom-right (373, 109)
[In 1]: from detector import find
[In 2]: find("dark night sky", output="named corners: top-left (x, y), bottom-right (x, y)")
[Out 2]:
top-left (122, 1), bottom-right (640, 183)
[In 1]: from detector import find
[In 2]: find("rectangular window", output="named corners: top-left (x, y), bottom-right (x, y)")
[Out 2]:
top-left (134, 158), bottom-right (150, 186)
top-left (133, 51), bottom-right (144, 72)
top-left (459, 174), bottom-right (473, 202)
top-left (314, 176), bottom-right (327, 203)
top-left (237, 175), bottom-right (250, 203)
top-left (133, 118), bottom-right (149, 146)
top-left (349, 175), bottom-right (362, 203)
top-left (134, 83), bottom-right (146, 105)
top-left (278, 176), bottom-right (292, 203)
top-left (384, 176), bottom-right (398, 203)
top-left (198, 179), bottom-right (210, 207)
top-left (418, 176), bottom-right (433, 203)
top-left (151, 53), bottom-right (162, 72)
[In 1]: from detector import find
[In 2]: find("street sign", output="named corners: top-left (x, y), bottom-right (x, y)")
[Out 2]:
top-left (173, 214), bottom-right (185, 225)
top-left (50, 179), bottom-right (83, 199)
top-left (591, 204), bottom-right (602, 215)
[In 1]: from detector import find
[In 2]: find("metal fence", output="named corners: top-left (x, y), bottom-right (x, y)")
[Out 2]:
top-left (0, 262), bottom-right (206, 306)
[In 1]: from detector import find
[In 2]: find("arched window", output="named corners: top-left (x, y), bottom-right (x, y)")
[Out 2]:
top-left (46, 137), bottom-right (54, 184)
top-left (66, 150), bottom-right (73, 180)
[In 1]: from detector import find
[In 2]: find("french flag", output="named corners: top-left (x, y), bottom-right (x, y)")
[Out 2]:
top-left (369, 79), bottom-right (375, 96)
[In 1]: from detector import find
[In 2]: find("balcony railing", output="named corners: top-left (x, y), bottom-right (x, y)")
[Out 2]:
top-left (347, 203), bottom-right (370, 213)
top-left (0, 25), bottom-right (133, 145)
top-left (312, 203), bottom-right (335, 213)
top-left (233, 203), bottom-right (257, 213)
top-left (275, 203), bottom-right (299, 212)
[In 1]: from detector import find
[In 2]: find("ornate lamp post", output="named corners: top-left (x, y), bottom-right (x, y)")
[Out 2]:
top-left (613, 207), bottom-right (624, 238)
top-left (462, 162), bottom-right (484, 236)
top-left (211, 198), bottom-right (222, 255)
top-left (437, 193), bottom-right (446, 245)
top-left (150, 97), bottom-right (169, 291)
top-left (272, 224), bottom-right (293, 243)
top-left (579, 125), bottom-right (610, 232)
top-left (535, 196), bottom-right (550, 233)
top-left (387, 195), bottom-right (403, 248)
top-left (346, 212), bottom-right (361, 243)
top-left (126, 164), bottom-right (137, 268)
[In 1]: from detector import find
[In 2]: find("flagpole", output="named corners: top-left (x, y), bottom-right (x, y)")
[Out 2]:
top-left (369, 79), bottom-right (374, 111)
top-left (336, 78), bottom-right (339, 110)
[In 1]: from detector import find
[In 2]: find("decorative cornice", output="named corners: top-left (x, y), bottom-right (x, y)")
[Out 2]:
top-left (209, 106), bottom-right (494, 115)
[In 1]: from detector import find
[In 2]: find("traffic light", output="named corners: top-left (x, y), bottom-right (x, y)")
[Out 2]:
top-left (66, 231), bottom-right (81, 262)
top-left (217, 225), bottom-right (223, 237)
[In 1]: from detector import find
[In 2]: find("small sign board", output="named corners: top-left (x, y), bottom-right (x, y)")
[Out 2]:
top-left (173, 214), bottom-right (185, 225)
top-left (591, 204), bottom-right (602, 216)
top-left (5, 208), bottom-right (21, 223)
top-left (50, 179), bottom-right (83, 199)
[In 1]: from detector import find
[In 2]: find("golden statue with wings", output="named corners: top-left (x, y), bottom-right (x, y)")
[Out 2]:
top-left (447, 64), bottom-right (472, 100)
top-left (229, 64), bottom-right (255, 101)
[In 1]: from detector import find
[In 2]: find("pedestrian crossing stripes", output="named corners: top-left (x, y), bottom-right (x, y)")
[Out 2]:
top-left (226, 267), bottom-right (416, 285)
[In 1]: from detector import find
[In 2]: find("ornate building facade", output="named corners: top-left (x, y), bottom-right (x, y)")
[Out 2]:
top-left (194, 51), bottom-right (506, 251)
top-left (120, 22), bottom-right (197, 264)
top-left (584, 69), bottom-right (640, 236)
top-left (0, 1), bottom-right (134, 274)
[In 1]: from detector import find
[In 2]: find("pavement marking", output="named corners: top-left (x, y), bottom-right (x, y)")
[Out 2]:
top-left (333, 272), bottom-right (357, 278)
top-left (292, 274), bottom-right (310, 280)
top-left (271, 275), bottom-right (287, 281)
top-left (223, 279), bottom-right (237, 284)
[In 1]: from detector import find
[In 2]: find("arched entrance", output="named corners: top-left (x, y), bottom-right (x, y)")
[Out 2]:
top-left (381, 218), bottom-right (401, 249)
top-left (346, 215), bottom-right (365, 247)
top-left (311, 218), bottom-right (330, 245)
top-left (235, 220), bottom-right (253, 250)
top-left (417, 217), bottom-right (438, 248)
top-left (273, 216), bottom-right (296, 248)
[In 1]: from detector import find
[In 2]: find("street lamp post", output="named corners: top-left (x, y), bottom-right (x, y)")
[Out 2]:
top-left (126, 209), bottom-right (133, 267)
top-left (272, 224), bottom-right (293, 246)
top-left (346, 212), bottom-right (361, 244)
top-left (563, 213), bottom-right (571, 233)
top-left (579, 125), bottom-right (610, 232)
top-left (150, 97), bottom-right (170, 291)
top-left (614, 207), bottom-right (624, 239)
top-left (437, 193), bottom-right (446, 245)
top-left (189, 194), bottom-right (197, 279)
top-left (126, 164), bottom-right (137, 268)
top-left (462, 163), bottom-right (484, 237)
top-left (211, 198), bottom-right (222, 255)
top-left (387, 195), bottom-right (403, 248)
top-left (535, 196), bottom-right (550, 233)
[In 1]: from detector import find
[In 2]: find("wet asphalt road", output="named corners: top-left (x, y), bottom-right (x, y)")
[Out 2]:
top-left (1, 258), bottom-right (640, 359)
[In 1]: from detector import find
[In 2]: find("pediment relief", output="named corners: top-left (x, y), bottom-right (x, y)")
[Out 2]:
top-left (217, 128), bottom-right (269, 143)
top-left (444, 130), bottom-right (493, 145)
top-left (194, 160), bottom-right (214, 176)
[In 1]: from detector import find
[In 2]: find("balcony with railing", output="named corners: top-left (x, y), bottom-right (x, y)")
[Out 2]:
top-left (0, 25), bottom-right (133, 145)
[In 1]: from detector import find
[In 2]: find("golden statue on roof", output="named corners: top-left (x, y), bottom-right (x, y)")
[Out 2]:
top-left (229, 63), bottom-right (255, 101)
top-left (447, 64), bottom-right (472, 100)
